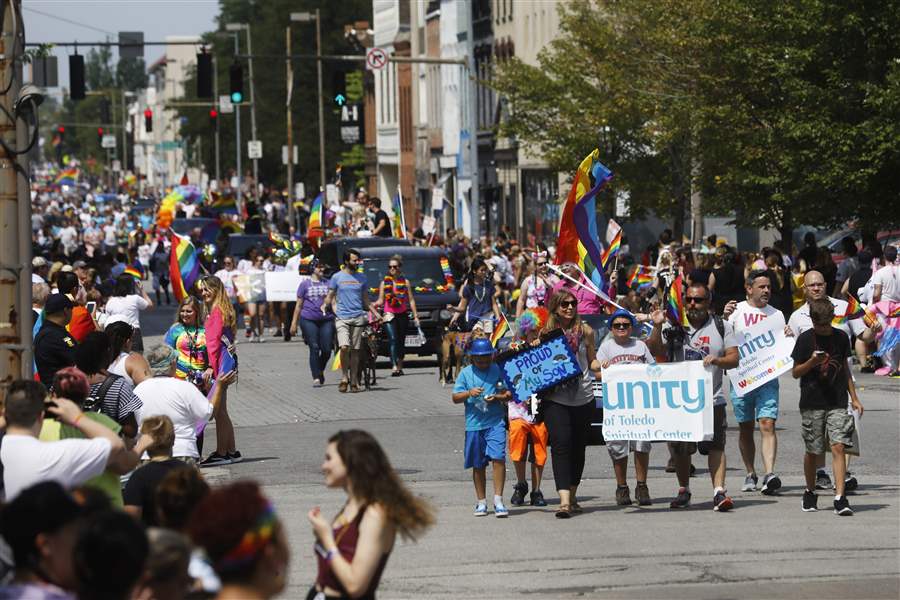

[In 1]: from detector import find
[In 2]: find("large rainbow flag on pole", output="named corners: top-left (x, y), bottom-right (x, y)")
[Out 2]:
top-left (206, 190), bottom-right (238, 214)
top-left (392, 189), bottom-right (407, 238)
top-left (307, 192), bottom-right (324, 231)
top-left (54, 167), bottom-right (79, 186)
top-left (666, 274), bottom-right (690, 327)
top-left (169, 232), bottom-right (200, 302)
top-left (555, 149), bottom-right (613, 292)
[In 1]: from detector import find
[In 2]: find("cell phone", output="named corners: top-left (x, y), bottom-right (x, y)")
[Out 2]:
top-left (85, 301), bottom-right (97, 315)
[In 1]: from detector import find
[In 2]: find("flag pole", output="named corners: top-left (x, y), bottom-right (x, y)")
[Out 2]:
top-left (547, 263), bottom-right (627, 312)
top-left (396, 185), bottom-right (407, 239)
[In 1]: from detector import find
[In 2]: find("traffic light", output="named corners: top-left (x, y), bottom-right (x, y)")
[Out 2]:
top-left (229, 62), bottom-right (244, 103)
top-left (97, 127), bottom-right (104, 146)
top-left (99, 98), bottom-right (111, 123)
top-left (197, 52), bottom-right (213, 98)
top-left (209, 108), bottom-right (218, 130)
top-left (69, 54), bottom-right (85, 100)
top-left (56, 125), bottom-right (65, 141)
top-left (144, 108), bottom-right (153, 133)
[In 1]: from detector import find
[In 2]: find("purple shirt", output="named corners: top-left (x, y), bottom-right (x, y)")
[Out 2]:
top-left (298, 277), bottom-right (333, 321)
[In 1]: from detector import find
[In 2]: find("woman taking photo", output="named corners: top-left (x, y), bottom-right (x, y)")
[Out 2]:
top-left (106, 320), bottom-right (152, 386)
top-left (307, 430), bottom-right (434, 599)
top-left (540, 290), bottom-right (601, 518)
top-left (375, 254), bottom-right (420, 377)
top-left (290, 260), bottom-right (334, 387)
top-left (104, 273), bottom-right (153, 351)
top-left (199, 275), bottom-right (240, 467)
top-left (164, 296), bottom-right (210, 391)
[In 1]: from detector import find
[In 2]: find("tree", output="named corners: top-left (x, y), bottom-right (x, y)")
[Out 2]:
top-left (85, 45), bottom-right (115, 90)
top-left (116, 57), bottom-right (147, 91)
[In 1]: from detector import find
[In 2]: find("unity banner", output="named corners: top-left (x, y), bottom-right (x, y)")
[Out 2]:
top-left (730, 318), bottom-right (795, 394)
top-left (601, 361), bottom-right (713, 442)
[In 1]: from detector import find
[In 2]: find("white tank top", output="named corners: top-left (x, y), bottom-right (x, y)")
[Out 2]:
top-left (108, 352), bottom-right (134, 386)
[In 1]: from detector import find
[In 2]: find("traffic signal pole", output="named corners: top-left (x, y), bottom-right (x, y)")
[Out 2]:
top-left (315, 8), bottom-right (326, 193)
top-left (286, 26), bottom-right (294, 227)
top-left (245, 25), bottom-right (259, 202)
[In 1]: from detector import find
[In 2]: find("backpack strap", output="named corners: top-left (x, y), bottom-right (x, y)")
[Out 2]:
top-left (713, 314), bottom-right (725, 341)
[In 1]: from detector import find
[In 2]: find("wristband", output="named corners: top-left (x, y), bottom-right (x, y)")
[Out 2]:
top-left (72, 413), bottom-right (84, 426)
top-left (324, 549), bottom-right (337, 563)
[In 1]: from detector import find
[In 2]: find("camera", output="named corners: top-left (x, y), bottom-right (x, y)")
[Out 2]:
top-left (187, 370), bottom-right (206, 389)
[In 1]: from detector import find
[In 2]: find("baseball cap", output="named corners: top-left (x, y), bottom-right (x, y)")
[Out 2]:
top-left (44, 294), bottom-right (74, 314)
top-left (32, 257), bottom-right (47, 268)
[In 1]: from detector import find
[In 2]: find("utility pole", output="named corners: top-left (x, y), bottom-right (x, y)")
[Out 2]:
top-left (286, 25), bottom-right (294, 226)
top-left (0, 0), bottom-right (30, 382)
top-left (315, 8), bottom-right (326, 192)
top-left (465, 5), bottom-right (480, 239)
top-left (233, 33), bottom-right (241, 194)
top-left (245, 25), bottom-right (259, 201)
top-left (213, 55), bottom-right (220, 185)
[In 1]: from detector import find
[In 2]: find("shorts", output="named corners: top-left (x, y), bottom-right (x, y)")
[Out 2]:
top-left (801, 408), bottom-right (855, 454)
top-left (464, 423), bottom-right (507, 469)
top-left (670, 403), bottom-right (727, 456)
top-left (508, 419), bottom-right (548, 466)
top-left (335, 316), bottom-right (367, 349)
top-left (731, 379), bottom-right (779, 423)
top-left (607, 439), bottom-right (652, 461)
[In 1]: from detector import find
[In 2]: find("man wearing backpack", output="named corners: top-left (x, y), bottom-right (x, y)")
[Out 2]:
top-left (647, 281), bottom-right (740, 511)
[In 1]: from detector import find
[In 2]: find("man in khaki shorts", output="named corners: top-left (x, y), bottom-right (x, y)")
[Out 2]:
top-left (323, 249), bottom-right (372, 393)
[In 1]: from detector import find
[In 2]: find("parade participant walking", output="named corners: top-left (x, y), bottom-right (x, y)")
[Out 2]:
top-left (723, 270), bottom-right (791, 495)
top-left (164, 296), bottom-right (210, 390)
top-left (597, 309), bottom-right (655, 506)
top-left (290, 260), bottom-right (334, 387)
top-left (323, 249), bottom-right (374, 393)
top-left (307, 430), bottom-right (434, 598)
top-left (791, 299), bottom-right (864, 515)
top-left (539, 290), bottom-right (600, 518)
top-left (244, 253), bottom-right (268, 343)
top-left (647, 281), bottom-right (740, 511)
top-left (452, 338), bottom-right (512, 517)
top-left (189, 481), bottom-right (290, 600)
top-left (448, 258), bottom-right (501, 332)
top-left (104, 274), bottom-right (153, 352)
top-left (199, 275), bottom-right (240, 466)
top-left (34, 294), bottom-right (77, 386)
top-left (105, 321), bottom-right (152, 386)
top-left (375, 254), bottom-right (420, 377)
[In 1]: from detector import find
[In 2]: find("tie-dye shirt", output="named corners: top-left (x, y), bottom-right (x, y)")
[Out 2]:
top-left (164, 323), bottom-right (208, 380)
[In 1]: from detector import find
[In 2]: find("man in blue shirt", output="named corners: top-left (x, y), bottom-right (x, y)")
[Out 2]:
top-left (323, 249), bottom-right (373, 393)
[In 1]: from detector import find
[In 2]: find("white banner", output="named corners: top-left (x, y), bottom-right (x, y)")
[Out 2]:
top-left (601, 361), bottom-right (713, 442)
top-left (264, 271), bottom-right (305, 302)
top-left (729, 318), bottom-right (795, 394)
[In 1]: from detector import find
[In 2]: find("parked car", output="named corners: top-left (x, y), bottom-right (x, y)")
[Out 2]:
top-left (225, 233), bottom-right (273, 259)
top-left (317, 236), bottom-right (411, 276)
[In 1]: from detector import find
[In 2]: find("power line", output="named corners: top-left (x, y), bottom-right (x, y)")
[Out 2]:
top-left (22, 6), bottom-right (115, 36)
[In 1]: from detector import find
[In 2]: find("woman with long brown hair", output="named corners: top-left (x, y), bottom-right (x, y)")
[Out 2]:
top-left (540, 290), bottom-right (601, 518)
top-left (199, 275), bottom-right (239, 466)
top-left (307, 429), bottom-right (434, 599)
top-left (164, 295), bottom-right (210, 391)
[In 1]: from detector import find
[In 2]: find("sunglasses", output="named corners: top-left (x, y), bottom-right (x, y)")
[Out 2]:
top-left (559, 300), bottom-right (577, 308)
top-left (388, 264), bottom-right (400, 269)
top-left (685, 296), bottom-right (708, 304)
top-left (537, 262), bottom-right (548, 267)
top-left (612, 322), bottom-right (632, 330)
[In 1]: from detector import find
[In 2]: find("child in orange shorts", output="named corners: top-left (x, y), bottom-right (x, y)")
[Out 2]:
top-left (508, 307), bottom-right (550, 507)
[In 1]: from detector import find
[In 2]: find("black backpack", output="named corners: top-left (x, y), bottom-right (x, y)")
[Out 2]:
top-left (83, 374), bottom-right (121, 414)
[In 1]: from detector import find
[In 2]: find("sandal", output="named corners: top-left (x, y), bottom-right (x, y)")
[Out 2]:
top-left (338, 381), bottom-right (349, 393)
top-left (555, 505), bottom-right (572, 519)
top-left (571, 503), bottom-right (583, 514)
top-left (350, 385), bottom-right (361, 393)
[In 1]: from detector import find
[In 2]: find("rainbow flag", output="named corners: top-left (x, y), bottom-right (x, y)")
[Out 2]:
top-left (54, 167), bottom-right (78, 186)
top-left (555, 149), bottom-right (613, 293)
top-left (627, 265), bottom-right (654, 290)
top-left (307, 193), bottom-right (324, 231)
top-left (169, 232), bottom-right (200, 302)
top-left (490, 313), bottom-right (510, 347)
top-left (439, 256), bottom-right (454, 285)
top-left (888, 305), bottom-right (900, 319)
top-left (123, 262), bottom-right (144, 281)
top-left (392, 192), bottom-right (406, 238)
top-left (206, 190), bottom-right (238, 214)
top-left (666, 275), bottom-right (690, 327)
top-left (219, 218), bottom-right (243, 234)
top-left (601, 229), bottom-right (622, 269)
top-left (833, 295), bottom-right (866, 326)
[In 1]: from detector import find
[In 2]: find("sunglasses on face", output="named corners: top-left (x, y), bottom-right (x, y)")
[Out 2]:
top-left (612, 322), bottom-right (632, 330)
top-left (388, 264), bottom-right (400, 269)
top-left (685, 296), bottom-right (708, 304)
top-left (559, 300), bottom-right (577, 308)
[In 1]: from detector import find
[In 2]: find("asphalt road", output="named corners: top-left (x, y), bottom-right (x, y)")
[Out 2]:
top-left (141, 305), bottom-right (900, 599)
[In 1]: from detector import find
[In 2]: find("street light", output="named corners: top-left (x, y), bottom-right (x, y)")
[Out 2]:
top-left (226, 22), bottom-right (259, 202)
top-left (291, 10), bottom-right (326, 195)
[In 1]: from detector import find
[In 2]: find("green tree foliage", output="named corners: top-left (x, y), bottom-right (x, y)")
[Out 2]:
top-left (493, 0), bottom-right (900, 240)
top-left (85, 45), bottom-right (115, 90)
top-left (116, 57), bottom-right (148, 91)
top-left (174, 0), bottom-right (371, 195)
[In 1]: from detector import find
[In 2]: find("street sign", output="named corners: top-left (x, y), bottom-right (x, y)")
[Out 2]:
top-left (326, 184), bottom-right (339, 204)
top-left (281, 145), bottom-right (298, 165)
top-left (156, 141), bottom-right (180, 151)
top-left (339, 103), bottom-right (362, 145)
top-left (366, 47), bottom-right (387, 71)
top-left (335, 94), bottom-right (346, 106)
top-left (118, 31), bottom-right (144, 59)
top-left (112, 160), bottom-right (121, 172)
top-left (133, 145), bottom-right (145, 161)
top-left (247, 140), bottom-right (262, 159)
top-left (219, 95), bottom-right (234, 114)
top-left (101, 134), bottom-right (117, 149)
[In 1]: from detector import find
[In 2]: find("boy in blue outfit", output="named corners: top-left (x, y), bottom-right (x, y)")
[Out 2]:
top-left (452, 337), bottom-right (511, 517)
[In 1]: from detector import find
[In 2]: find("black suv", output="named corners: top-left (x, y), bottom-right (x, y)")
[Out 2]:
top-left (317, 237), bottom-right (410, 277)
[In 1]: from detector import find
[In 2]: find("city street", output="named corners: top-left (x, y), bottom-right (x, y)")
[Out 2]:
top-left (143, 307), bottom-right (900, 599)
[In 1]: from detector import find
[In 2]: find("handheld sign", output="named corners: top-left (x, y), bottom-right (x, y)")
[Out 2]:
top-left (496, 330), bottom-right (582, 404)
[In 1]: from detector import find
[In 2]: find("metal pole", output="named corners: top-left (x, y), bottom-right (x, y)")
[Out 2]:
top-left (316, 9), bottom-right (326, 192)
top-left (246, 25), bottom-right (259, 202)
top-left (286, 26), bottom-right (294, 227)
top-left (213, 55), bottom-right (220, 184)
top-left (121, 90), bottom-right (127, 182)
top-left (466, 7), bottom-right (480, 239)
top-left (234, 33), bottom-right (241, 193)
top-left (14, 0), bottom-right (31, 378)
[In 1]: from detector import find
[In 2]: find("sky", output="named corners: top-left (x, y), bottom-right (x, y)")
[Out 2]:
top-left (25, 0), bottom-right (219, 96)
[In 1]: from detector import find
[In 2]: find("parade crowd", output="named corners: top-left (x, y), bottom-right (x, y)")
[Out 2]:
top-left (0, 168), bottom-right (897, 599)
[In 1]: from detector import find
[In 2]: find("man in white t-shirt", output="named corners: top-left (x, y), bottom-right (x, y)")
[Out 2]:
top-left (0, 380), bottom-right (139, 501)
top-left (134, 345), bottom-right (235, 462)
top-left (871, 246), bottom-right (899, 303)
top-left (723, 270), bottom-right (793, 496)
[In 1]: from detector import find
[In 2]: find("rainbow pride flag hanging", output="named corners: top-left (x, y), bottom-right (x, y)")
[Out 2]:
top-left (54, 167), bottom-right (79, 186)
top-left (206, 190), bottom-right (238, 214)
top-left (307, 193), bottom-right (324, 231)
top-left (627, 265), bottom-right (654, 290)
top-left (666, 275), bottom-right (690, 327)
top-left (489, 313), bottom-right (510, 347)
top-left (123, 262), bottom-right (144, 281)
top-left (169, 232), bottom-right (200, 302)
top-left (600, 229), bottom-right (622, 269)
top-left (392, 192), bottom-right (406, 238)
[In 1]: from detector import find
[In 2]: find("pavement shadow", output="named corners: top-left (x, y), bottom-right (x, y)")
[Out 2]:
top-left (847, 503), bottom-right (892, 512)
top-left (229, 456), bottom-right (280, 465)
